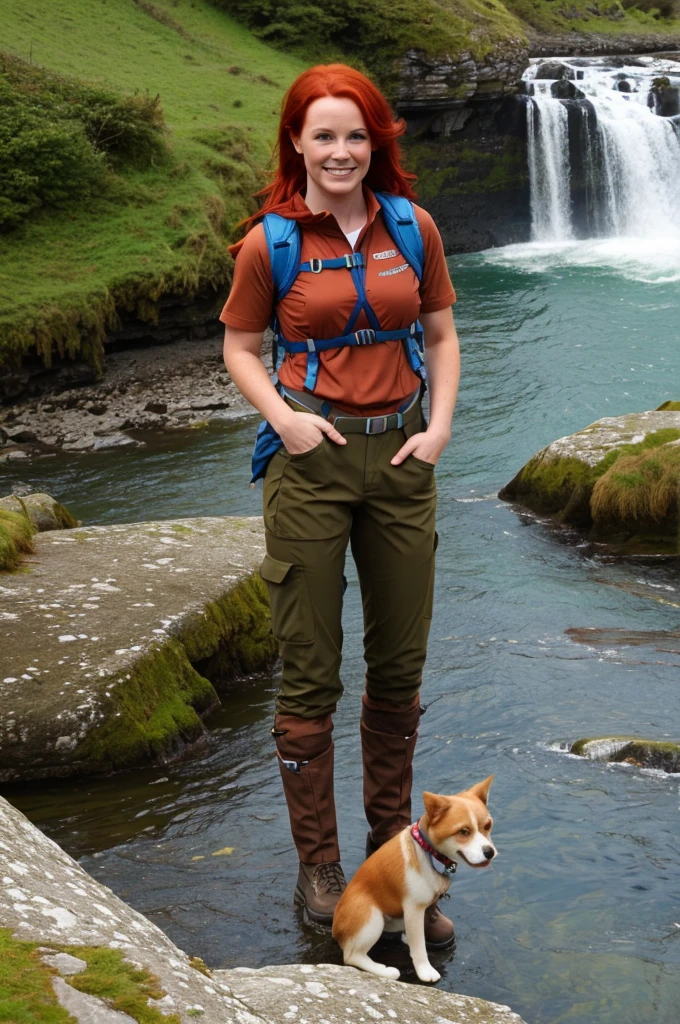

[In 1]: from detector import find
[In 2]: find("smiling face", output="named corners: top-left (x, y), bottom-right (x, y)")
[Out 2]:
top-left (291, 95), bottom-right (372, 209)
top-left (423, 777), bottom-right (497, 869)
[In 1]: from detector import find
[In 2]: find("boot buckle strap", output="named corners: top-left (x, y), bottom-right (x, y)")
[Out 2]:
top-left (280, 757), bottom-right (309, 774)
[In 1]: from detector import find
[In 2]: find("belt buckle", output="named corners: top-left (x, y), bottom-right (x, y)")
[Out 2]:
top-left (367, 416), bottom-right (387, 435)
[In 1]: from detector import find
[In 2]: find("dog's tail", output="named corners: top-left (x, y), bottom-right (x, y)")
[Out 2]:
top-left (331, 889), bottom-right (372, 945)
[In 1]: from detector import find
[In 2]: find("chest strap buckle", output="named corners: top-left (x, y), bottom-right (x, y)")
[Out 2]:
top-left (355, 328), bottom-right (376, 346)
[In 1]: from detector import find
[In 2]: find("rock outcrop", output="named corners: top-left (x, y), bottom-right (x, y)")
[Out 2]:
top-left (499, 408), bottom-right (680, 553)
top-left (571, 737), bottom-right (680, 772)
top-left (0, 492), bottom-right (78, 532)
top-left (0, 794), bottom-right (528, 1024)
top-left (0, 516), bottom-right (276, 781)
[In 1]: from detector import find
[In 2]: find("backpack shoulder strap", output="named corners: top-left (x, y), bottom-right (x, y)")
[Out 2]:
top-left (375, 192), bottom-right (425, 281)
top-left (262, 213), bottom-right (301, 302)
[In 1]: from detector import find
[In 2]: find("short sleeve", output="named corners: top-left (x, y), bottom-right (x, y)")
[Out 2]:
top-left (414, 206), bottom-right (456, 314)
top-left (219, 224), bottom-right (274, 331)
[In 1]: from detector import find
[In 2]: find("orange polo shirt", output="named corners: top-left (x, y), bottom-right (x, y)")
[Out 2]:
top-left (220, 189), bottom-right (456, 415)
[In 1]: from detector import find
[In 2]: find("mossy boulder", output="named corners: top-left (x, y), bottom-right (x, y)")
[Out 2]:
top-left (499, 408), bottom-right (680, 552)
top-left (0, 516), bottom-right (277, 781)
top-left (571, 737), bottom-right (680, 773)
top-left (0, 506), bottom-right (35, 572)
top-left (0, 795), bottom-right (529, 1023)
top-left (0, 492), bottom-right (78, 533)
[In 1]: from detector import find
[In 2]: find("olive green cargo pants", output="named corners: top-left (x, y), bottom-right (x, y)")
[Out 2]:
top-left (260, 407), bottom-right (437, 718)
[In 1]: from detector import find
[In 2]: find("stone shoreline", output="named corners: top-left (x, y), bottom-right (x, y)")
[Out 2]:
top-left (0, 334), bottom-right (260, 463)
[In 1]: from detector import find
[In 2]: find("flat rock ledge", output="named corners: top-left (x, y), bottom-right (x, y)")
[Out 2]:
top-left (0, 516), bottom-right (276, 781)
top-left (498, 408), bottom-right (680, 553)
top-left (0, 795), bottom-right (527, 1024)
top-left (571, 737), bottom-right (680, 773)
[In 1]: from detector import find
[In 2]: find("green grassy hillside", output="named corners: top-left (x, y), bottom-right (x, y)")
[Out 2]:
top-left (1, 0), bottom-right (678, 377)
top-left (0, 0), bottom-right (306, 374)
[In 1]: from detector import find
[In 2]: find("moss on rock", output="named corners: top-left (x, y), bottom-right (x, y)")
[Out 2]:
top-left (73, 574), bottom-right (275, 773)
top-left (571, 737), bottom-right (680, 772)
top-left (0, 929), bottom-right (181, 1024)
top-left (0, 507), bottom-right (35, 573)
top-left (499, 412), bottom-right (680, 551)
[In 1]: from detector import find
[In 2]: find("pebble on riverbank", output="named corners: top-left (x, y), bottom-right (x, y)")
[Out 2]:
top-left (0, 334), bottom-right (260, 462)
top-left (499, 406), bottom-right (680, 553)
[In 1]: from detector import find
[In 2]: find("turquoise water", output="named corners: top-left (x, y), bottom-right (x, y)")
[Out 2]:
top-left (3, 240), bottom-right (680, 1023)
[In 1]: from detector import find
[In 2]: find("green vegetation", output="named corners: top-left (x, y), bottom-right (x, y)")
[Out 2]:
top-left (591, 441), bottom-right (680, 532)
top-left (0, 929), bottom-right (181, 1024)
top-left (0, 507), bottom-right (35, 573)
top-left (0, 0), bottom-right (306, 375)
top-left (218, 0), bottom-right (526, 88)
top-left (73, 572), bottom-right (276, 771)
top-left (408, 138), bottom-right (528, 199)
top-left (0, 928), bottom-right (73, 1023)
top-left (221, 0), bottom-right (680, 87)
top-left (2, 0), bottom-right (679, 376)
top-left (500, 425), bottom-right (680, 551)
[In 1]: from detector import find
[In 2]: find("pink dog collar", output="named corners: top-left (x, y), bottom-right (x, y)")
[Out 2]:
top-left (410, 822), bottom-right (457, 875)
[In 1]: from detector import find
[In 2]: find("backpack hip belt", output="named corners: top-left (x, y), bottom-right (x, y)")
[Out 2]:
top-left (281, 385), bottom-right (421, 435)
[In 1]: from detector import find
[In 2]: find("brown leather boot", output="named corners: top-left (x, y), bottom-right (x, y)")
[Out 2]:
top-left (294, 861), bottom-right (346, 925)
top-left (361, 693), bottom-right (421, 846)
top-left (273, 713), bottom-right (345, 924)
top-left (361, 696), bottom-right (454, 950)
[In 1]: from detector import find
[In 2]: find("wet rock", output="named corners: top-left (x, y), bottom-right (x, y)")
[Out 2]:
top-left (0, 795), bottom-right (270, 1023)
top-left (92, 432), bottom-right (139, 450)
top-left (536, 61), bottom-right (574, 80)
top-left (0, 796), bottom-right (528, 1024)
top-left (571, 737), bottom-right (680, 773)
top-left (551, 79), bottom-right (586, 100)
top-left (0, 493), bottom-right (77, 532)
top-left (0, 516), bottom-right (276, 781)
top-left (499, 408), bottom-right (680, 553)
top-left (4, 424), bottom-right (38, 443)
top-left (0, 334), bottom-right (257, 461)
top-left (219, 963), bottom-right (528, 1023)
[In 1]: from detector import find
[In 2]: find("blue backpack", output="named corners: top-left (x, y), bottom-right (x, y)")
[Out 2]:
top-left (251, 192), bottom-right (426, 482)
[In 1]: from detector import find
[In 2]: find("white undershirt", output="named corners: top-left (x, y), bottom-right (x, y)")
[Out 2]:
top-left (344, 227), bottom-right (362, 250)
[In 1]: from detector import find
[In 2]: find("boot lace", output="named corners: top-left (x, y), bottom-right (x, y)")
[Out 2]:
top-left (314, 861), bottom-right (346, 896)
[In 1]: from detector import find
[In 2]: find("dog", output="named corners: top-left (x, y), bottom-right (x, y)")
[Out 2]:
top-left (332, 776), bottom-right (496, 983)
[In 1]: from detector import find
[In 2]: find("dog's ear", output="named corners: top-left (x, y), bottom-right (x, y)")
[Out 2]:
top-left (467, 775), bottom-right (494, 806)
top-left (422, 791), bottom-right (449, 825)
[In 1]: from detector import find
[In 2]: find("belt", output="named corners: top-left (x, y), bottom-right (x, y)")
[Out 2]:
top-left (282, 387), bottom-right (421, 435)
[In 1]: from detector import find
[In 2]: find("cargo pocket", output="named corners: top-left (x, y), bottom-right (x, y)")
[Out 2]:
top-left (259, 554), bottom-right (315, 644)
top-left (423, 531), bottom-right (439, 620)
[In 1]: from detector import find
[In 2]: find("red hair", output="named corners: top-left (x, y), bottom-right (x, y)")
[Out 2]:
top-left (241, 64), bottom-right (416, 232)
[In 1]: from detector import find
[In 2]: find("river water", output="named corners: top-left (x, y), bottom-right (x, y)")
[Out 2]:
top-left (3, 240), bottom-right (680, 1024)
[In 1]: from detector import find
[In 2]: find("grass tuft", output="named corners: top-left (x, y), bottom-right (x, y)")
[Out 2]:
top-left (0, 508), bottom-right (35, 573)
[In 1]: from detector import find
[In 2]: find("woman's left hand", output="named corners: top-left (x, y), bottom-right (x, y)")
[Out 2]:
top-left (390, 427), bottom-right (450, 467)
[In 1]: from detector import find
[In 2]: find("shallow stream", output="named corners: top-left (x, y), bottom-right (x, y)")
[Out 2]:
top-left (3, 239), bottom-right (680, 1024)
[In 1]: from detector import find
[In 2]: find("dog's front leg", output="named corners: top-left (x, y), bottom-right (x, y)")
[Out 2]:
top-left (402, 900), bottom-right (440, 984)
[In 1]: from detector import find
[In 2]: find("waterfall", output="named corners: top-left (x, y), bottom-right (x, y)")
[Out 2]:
top-left (523, 57), bottom-right (680, 243)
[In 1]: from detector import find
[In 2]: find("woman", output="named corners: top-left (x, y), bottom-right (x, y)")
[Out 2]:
top-left (221, 64), bottom-right (459, 946)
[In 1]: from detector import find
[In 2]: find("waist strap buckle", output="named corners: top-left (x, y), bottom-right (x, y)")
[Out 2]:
top-left (355, 328), bottom-right (376, 346)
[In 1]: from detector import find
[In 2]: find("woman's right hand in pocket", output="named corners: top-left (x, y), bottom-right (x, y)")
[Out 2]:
top-left (277, 410), bottom-right (347, 456)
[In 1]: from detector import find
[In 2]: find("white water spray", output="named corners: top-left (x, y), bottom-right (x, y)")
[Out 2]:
top-left (524, 56), bottom-right (680, 243)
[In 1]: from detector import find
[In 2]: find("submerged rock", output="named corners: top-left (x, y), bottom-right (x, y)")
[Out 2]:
top-left (499, 408), bottom-right (680, 553)
top-left (0, 516), bottom-right (276, 781)
top-left (0, 795), bottom-right (528, 1024)
top-left (571, 737), bottom-right (680, 773)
